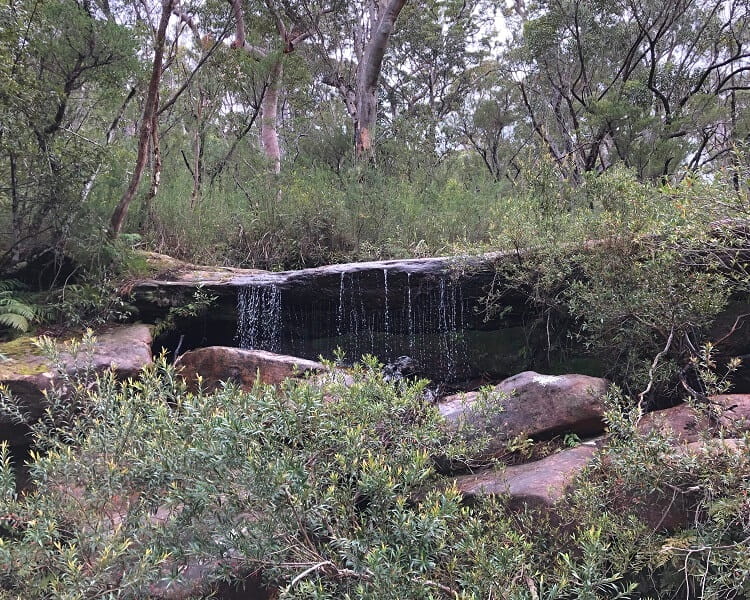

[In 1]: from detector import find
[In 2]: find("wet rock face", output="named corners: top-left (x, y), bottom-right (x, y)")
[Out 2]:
top-left (131, 255), bottom-right (548, 383)
top-left (0, 324), bottom-right (153, 446)
top-left (439, 371), bottom-right (610, 459)
top-left (235, 270), bottom-right (482, 382)
top-left (175, 347), bottom-right (325, 392)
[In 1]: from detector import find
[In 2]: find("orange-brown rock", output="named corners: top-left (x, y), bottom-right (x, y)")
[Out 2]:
top-left (439, 371), bottom-right (609, 459)
top-left (454, 443), bottom-right (598, 508)
top-left (638, 395), bottom-right (750, 443)
top-left (175, 346), bottom-right (324, 392)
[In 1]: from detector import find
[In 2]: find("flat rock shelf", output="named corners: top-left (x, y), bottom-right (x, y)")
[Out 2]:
top-left (131, 252), bottom-right (582, 383)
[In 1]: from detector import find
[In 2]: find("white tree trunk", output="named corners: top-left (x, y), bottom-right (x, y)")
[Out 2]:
top-left (260, 59), bottom-right (283, 174)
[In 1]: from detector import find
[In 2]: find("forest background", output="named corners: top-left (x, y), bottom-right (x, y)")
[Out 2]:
top-left (1, 0), bottom-right (747, 276)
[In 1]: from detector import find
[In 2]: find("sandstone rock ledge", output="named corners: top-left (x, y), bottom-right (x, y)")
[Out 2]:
top-left (0, 324), bottom-right (153, 445)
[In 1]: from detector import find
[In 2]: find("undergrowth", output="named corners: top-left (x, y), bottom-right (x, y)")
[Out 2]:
top-left (480, 165), bottom-right (750, 399)
top-left (100, 158), bottom-right (747, 273)
top-left (0, 337), bottom-right (749, 598)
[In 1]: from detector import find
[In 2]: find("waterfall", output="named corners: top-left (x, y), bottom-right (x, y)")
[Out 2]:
top-left (383, 269), bottom-right (391, 353)
top-left (336, 272), bottom-right (346, 336)
top-left (236, 285), bottom-right (282, 352)
top-left (406, 272), bottom-right (414, 354)
top-left (235, 269), bottom-right (470, 380)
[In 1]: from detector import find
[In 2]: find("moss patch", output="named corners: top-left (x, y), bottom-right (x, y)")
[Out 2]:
top-left (0, 336), bottom-right (49, 378)
top-left (0, 336), bottom-right (44, 359)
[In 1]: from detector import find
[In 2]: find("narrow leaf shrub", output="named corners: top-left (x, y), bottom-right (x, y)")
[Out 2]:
top-left (1, 347), bottom-right (750, 598)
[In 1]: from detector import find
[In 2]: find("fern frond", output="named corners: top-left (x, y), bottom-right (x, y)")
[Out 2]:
top-left (0, 298), bottom-right (36, 320)
top-left (0, 313), bottom-right (30, 332)
top-left (0, 280), bottom-right (24, 293)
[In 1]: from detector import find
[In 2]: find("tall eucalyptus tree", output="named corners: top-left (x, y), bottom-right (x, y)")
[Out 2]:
top-left (499, 0), bottom-right (750, 180)
top-left (229, 0), bottom-right (335, 173)
top-left (317, 0), bottom-right (410, 158)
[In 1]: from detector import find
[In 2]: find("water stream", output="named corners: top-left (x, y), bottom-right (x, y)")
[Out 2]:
top-left (236, 285), bottom-right (282, 353)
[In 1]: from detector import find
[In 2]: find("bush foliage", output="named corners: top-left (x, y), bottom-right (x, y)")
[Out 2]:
top-left (0, 342), bottom-right (749, 598)
top-left (479, 165), bottom-right (750, 399)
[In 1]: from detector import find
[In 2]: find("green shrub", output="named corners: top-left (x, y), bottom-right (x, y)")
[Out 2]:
top-left (481, 169), bottom-right (750, 397)
top-left (2, 338), bottom-right (750, 598)
top-left (0, 353), bottom-right (477, 597)
top-left (45, 274), bottom-right (134, 330)
top-left (151, 287), bottom-right (217, 338)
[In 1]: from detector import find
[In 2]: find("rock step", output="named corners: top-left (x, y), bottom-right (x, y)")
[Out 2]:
top-left (174, 347), bottom-right (325, 392)
top-left (454, 442), bottom-right (599, 508)
top-left (0, 324), bottom-right (153, 446)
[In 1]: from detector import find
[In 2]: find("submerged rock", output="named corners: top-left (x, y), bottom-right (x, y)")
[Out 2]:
top-left (383, 355), bottom-right (417, 381)
top-left (174, 346), bottom-right (325, 392)
top-left (439, 371), bottom-right (609, 459)
top-left (0, 324), bottom-right (153, 445)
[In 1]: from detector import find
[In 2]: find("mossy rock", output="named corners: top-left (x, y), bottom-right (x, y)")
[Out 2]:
top-left (0, 336), bottom-right (49, 378)
top-left (0, 325), bottom-right (154, 446)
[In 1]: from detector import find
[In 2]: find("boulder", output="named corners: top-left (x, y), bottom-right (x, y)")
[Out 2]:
top-left (439, 371), bottom-right (609, 459)
top-left (685, 437), bottom-right (746, 455)
top-left (452, 438), bottom-right (710, 531)
top-left (712, 394), bottom-right (750, 428)
top-left (0, 324), bottom-right (153, 445)
top-left (638, 394), bottom-right (750, 443)
top-left (175, 346), bottom-right (325, 392)
top-left (454, 443), bottom-right (598, 508)
top-left (638, 403), bottom-right (700, 443)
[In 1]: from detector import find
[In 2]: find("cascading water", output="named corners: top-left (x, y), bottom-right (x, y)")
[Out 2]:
top-left (236, 285), bottom-right (282, 353)
top-left (383, 269), bottom-right (391, 353)
top-left (235, 271), bottom-right (470, 381)
top-left (406, 272), bottom-right (414, 354)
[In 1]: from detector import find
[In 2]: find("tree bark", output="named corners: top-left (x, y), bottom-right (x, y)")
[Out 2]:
top-left (324, 0), bottom-right (408, 159)
top-left (190, 88), bottom-right (206, 207)
top-left (260, 59), bottom-right (283, 174)
top-left (143, 112), bottom-right (162, 221)
top-left (109, 0), bottom-right (174, 239)
top-left (354, 1), bottom-right (409, 157)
